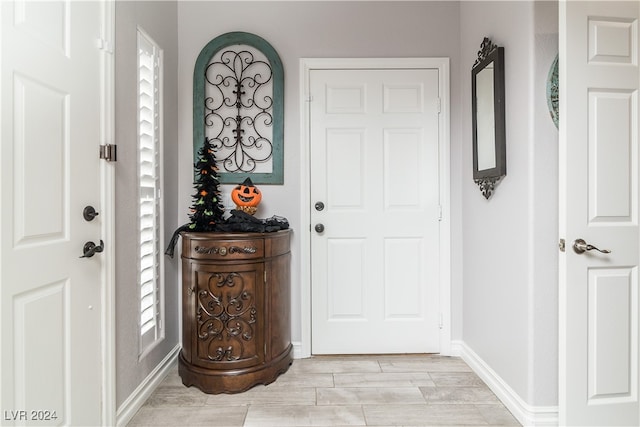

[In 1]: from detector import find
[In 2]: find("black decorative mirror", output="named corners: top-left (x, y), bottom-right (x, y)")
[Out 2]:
top-left (472, 37), bottom-right (506, 199)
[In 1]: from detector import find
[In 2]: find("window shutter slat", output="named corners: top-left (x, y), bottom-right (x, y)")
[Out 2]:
top-left (137, 29), bottom-right (163, 356)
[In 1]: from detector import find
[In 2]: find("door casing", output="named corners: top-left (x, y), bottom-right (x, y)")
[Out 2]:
top-left (99, 1), bottom-right (117, 424)
top-left (298, 57), bottom-right (451, 358)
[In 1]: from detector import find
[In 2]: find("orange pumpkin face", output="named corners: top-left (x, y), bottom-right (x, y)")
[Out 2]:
top-left (231, 178), bottom-right (262, 207)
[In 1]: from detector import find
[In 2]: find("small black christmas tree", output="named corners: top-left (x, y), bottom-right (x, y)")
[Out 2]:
top-left (188, 138), bottom-right (225, 231)
top-left (165, 138), bottom-right (226, 257)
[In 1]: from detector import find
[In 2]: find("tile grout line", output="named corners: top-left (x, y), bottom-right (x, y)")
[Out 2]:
top-left (360, 404), bottom-right (368, 427)
top-left (241, 404), bottom-right (249, 427)
top-left (128, 356), bottom-right (521, 427)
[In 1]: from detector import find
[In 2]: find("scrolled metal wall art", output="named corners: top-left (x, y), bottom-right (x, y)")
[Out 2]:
top-left (204, 49), bottom-right (273, 174)
top-left (194, 32), bottom-right (284, 184)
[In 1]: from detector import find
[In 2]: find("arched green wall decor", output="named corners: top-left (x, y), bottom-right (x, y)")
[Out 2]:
top-left (193, 32), bottom-right (284, 184)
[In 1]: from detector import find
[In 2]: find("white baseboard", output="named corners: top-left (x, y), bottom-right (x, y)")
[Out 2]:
top-left (449, 339), bottom-right (463, 357)
top-left (292, 341), bottom-right (307, 359)
top-left (116, 344), bottom-right (181, 426)
top-left (457, 341), bottom-right (558, 427)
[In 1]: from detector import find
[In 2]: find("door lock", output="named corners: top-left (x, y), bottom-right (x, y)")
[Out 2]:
top-left (572, 238), bottom-right (611, 255)
top-left (80, 240), bottom-right (104, 258)
top-left (83, 206), bottom-right (99, 221)
top-left (315, 224), bottom-right (325, 233)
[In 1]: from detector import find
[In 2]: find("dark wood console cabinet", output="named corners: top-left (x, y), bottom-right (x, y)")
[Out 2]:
top-left (179, 230), bottom-right (292, 394)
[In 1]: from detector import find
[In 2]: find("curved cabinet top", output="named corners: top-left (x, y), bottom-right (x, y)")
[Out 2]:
top-left (182, 230), bottom-right (291, 260)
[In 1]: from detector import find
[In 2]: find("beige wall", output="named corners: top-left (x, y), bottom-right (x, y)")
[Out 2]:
top-left (176, 0), bottom-right (465, 353)
top-left (114, 0), bottom-right (179, 408)
top-left (460, 0), bottom-right (558, 407)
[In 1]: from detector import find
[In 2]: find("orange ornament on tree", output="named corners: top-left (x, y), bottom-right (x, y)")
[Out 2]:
top-left (231, 178), bottom-right (262, 215)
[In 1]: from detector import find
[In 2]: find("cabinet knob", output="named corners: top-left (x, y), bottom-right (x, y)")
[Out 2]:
top-left (218, 246), bottom-right (227, 256)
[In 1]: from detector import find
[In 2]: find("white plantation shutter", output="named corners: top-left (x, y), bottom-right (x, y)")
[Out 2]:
top-left (138, 30), bottom-right (164, 355)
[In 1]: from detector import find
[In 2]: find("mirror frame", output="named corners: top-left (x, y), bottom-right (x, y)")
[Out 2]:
top-left (472, 37), bottom-right (506, 199)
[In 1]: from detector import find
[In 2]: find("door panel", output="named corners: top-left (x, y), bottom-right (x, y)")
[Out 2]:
top-left (588, 90), bottom-right (635, 222)
top-left (560, 1), bottom-right (640, 425)
top-left (1, 1), bottom-right (104, 425)
top-left (384, 238), bottom-right (423, 319)
top-left (327, 239), bottom-right (366, 319)
top-left (587, 267), bottom-right (636, 401)
top-left (13, 281), bottom-right (69, 416)
top-left (310, 69), bottom-right (440, 354)
top-left (383, 129), bottom-right (423, 209)
top-left (13, 74), bottom-right (68, 245)
top-left (14, 0), bottom-right (69, 55)
top-left (326, 129), bottom-right (365, 209)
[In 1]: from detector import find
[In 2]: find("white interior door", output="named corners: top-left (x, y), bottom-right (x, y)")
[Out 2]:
top-left (310, 68), bottom-right (441, 354)
top-left (560, 1), bottom-right (640, 425)
top-left (1, 1), bottom-right (105, 425)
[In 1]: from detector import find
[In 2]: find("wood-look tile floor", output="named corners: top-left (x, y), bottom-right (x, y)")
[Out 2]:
top-left (127, 355), bottom-right (521, 427)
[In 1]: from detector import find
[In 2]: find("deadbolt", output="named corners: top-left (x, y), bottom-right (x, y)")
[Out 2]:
top-left (315, 201), bottom-right (325, 211)
top-left (83, 206), bottom-right (99, 221)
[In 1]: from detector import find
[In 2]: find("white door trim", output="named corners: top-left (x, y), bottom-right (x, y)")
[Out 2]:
top-left (299, 57), bottom-right (451, 358)
top-left (99, 0), bottom-right (116, 424)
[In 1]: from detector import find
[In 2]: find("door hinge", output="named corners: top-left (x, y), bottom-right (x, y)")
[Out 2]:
top-left (264, 271), bottom-right (267, 284)
top-left (99, 144), bottom-right (117, 162)
top-left (438, 205), bottom-right (443, 221)
top-left (305, 95), bottom-right (314, 102)
top-left (439, 313), bottom-right (444, 329)
top-left (436, 98), bottom-right (441, 114)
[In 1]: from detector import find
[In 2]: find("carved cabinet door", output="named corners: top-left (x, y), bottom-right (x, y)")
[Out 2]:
top-left (190, 261), bottom-right (265, 370)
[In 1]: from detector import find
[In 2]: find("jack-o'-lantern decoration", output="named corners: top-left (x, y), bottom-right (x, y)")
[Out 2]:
top-left (231, 178), bottom-right (262, 215)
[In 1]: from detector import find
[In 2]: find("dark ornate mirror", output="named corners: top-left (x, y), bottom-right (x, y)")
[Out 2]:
top-left (472, 37), bottom-right (506, 199)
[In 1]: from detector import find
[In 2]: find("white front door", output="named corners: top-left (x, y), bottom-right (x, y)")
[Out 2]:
top-left (1, 1), bottom-right (106, 425)
top-left (560, 1), bottom-right (640, 425)
top-left (310, 67), bottom-right (441, 354)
